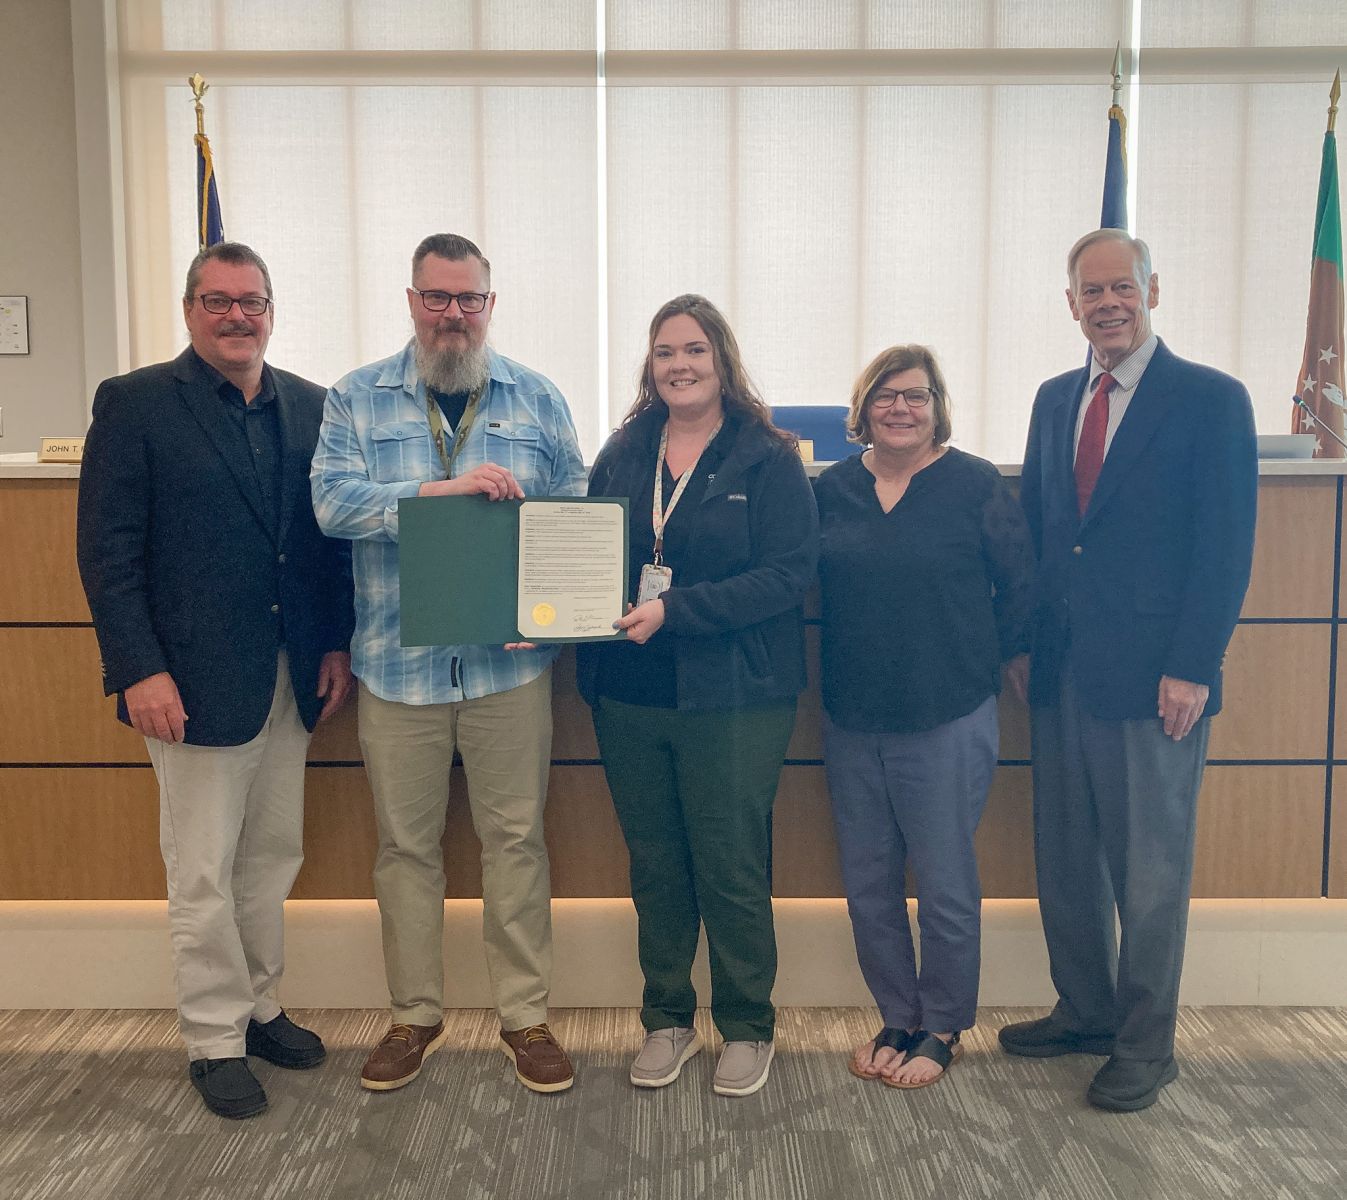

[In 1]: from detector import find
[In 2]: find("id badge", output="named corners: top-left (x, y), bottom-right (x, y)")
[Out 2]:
top-left (637, 563), bottom-right (673, 605)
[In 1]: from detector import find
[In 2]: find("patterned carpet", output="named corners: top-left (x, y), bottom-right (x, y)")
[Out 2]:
top-left (2, 1007), bottom-right (1345, 1200)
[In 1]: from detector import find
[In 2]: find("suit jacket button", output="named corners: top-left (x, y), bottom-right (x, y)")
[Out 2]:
top-left (1072, 545), bottom-right (1083, 555)
top-left (270, 604), bottom-right (280, 614)
top-left (278, 553), bottom-right (287, 564)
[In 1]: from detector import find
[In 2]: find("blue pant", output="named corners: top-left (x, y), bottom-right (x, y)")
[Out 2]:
top-left (823, 696), bottom-right (998, 1033)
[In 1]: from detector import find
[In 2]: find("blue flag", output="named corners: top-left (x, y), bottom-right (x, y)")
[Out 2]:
top-left (195, 131), bottom-right (224, 248)
top-left (1101, 104), bottom-right (1127, 230)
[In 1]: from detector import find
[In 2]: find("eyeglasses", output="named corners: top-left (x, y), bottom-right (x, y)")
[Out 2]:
top-left (195, 293), bottom-right (272, 317)
top-left (411, 288), bottom-right (490, 314)
top-left (870, 387), bottom-right (934, 409)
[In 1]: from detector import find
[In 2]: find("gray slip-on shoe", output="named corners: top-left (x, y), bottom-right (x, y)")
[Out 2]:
top-left (712, 1040), bottom-right (775, 1097)
top-left (630, 1026), bottom-right (702, 1088)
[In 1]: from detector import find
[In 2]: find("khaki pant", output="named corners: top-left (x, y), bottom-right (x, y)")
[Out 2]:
top-left (149, 652), bottom-right (309, 1061)
top-left (358, 668), bottom-right (554, 1029)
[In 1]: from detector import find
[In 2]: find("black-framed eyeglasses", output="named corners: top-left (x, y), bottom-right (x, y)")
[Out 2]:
top-left (871, 387), bottom-right (934, 409)
top-left (195, 293), bottom-right (272, 317)
top-left (411, 288), bottom-right (490, 314)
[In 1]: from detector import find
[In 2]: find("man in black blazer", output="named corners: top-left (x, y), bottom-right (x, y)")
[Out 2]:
top-left (1000, 229), bottom-right (1257, 1111)
top-left (77, 242), bottom-right (354, 1119)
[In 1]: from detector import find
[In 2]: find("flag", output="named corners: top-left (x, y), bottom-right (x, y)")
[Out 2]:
top-left (1101, 102), bottom-right (1127, 230)
top-left (195, 129), bottom-right (224, 249)
top-left (1291, 102), bottom-right (1344, 458)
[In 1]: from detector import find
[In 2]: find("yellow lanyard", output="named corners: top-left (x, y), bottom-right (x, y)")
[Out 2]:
top-left (425, 384), bottom-right (484, 476)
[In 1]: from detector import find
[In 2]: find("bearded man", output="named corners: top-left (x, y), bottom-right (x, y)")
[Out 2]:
top-left (311, 233), bottom-right (586, 1094)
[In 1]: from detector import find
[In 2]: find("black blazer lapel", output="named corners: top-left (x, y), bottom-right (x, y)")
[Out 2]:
top-left (1080, 341), bottom-right (1176, 527)
top-left (274, 372), bottom-right (306, 547)
top-left (173, 350), bottom-right (274, 538)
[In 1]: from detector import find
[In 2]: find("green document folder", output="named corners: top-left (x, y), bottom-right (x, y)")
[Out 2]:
top-left (398, 494), bottom-right (629, 646)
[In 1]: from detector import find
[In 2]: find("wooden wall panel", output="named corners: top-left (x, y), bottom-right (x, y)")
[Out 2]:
top-left (545, 766), bottom-right (629, 897)
top-left (1209, 623), bottom-right (1330, 760)
top-left (1330, 768), bottom-right (1347, 898)
top-left (293, 765), bottom-right (634, 901)
top-left (772, 766), bottom-right (842, 897)
top-left (305, 700), bottom-right (361, 762)
top-left (1193, 766), bottom-right (1324, 897)
top-left (977, 767), bottom-right (1037, 898)
top-left (788, 628), bottom-right (824, 760)
top-left (290, 767), bottom-right (378, 898)
top-left (0, 480), bottom-right (89, 622)
top-left (1244, 477), bottom-right (1337, 618)
top-left (1333, 647), bottom-right (1347, 757)
top-left (0, 768), bottom-right (163, 898)
top-left (551, 647), bottom-right (599, 759)
top-left (0, 627), bottom-right (146, 763)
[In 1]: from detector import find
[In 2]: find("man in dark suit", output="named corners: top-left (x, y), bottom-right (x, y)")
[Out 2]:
top-left (77, 241), bottom-right (354, 1119)
top-left (1000, 229), bottom-right (1257, 1111)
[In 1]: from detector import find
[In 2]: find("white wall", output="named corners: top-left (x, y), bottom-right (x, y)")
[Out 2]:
top-left (0, 0), bottom-right (86, 452)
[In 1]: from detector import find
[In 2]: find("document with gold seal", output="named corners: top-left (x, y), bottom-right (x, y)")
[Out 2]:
top-left (516, 498), bottom-right (627, 640)
top-left (399, 494), bottom-right (628, 646)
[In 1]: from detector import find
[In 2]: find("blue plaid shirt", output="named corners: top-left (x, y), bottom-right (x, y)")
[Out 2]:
top-left (311, 341), bottom-right (587, 704)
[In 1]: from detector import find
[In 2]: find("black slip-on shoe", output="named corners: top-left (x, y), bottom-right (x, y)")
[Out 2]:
top-left (1087, 1055), bottom-right (1179, 1112)
top-left (189, 1057), bottom-right (268, 1119)
top-left (246, 1011), bottom-right (326, 1070)
top-left (999, 1016), bottom-right (1115, 1058)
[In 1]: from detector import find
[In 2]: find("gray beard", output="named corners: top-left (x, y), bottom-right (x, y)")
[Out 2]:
top-left (415, 339), bottom-right (488, 397)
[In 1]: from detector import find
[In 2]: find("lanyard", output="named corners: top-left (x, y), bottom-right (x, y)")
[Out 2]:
top-left (425, 383), bottom-right (485, 476)
top-left (651, 418), bottom-right (723, 565)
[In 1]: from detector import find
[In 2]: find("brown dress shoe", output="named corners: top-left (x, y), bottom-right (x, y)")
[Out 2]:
top-left (499, 1024), bottom-right (574, 1093)
top-left (360, 1021), bottom-right (449, 1091)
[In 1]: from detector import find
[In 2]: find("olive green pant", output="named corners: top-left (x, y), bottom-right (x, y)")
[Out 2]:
top-left (593, 696), bottom-right (796, 1042)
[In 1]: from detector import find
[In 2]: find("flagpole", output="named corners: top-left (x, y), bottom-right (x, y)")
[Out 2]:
top-left (1292, 70), bottom-right (1345, 457)
top-left (190, 73), bottom-right (224, 249)
top-left (190, 72), bottom-right (208, 137)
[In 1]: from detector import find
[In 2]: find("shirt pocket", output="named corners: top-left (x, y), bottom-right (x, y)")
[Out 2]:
top-left (368, 421), bottom-right (431, 483)
top-left (482, 421), bottom-right (543, 491)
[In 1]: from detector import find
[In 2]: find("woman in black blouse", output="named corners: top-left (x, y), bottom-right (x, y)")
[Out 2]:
top-left (815, 344), bottom-right (1032, 1089)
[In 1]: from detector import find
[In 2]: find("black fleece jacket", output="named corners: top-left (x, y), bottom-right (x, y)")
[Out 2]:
top-left (577, 409), bottom-right (819, 712)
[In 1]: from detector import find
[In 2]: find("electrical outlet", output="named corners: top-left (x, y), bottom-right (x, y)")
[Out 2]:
top-left (0, 405), bottom-right (5, 437)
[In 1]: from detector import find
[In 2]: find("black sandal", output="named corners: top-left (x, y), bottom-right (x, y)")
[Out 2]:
top-left (849, 1027), bottom-right (914, 1080)
top-left (881, 1029), bottom-right (962, 1089)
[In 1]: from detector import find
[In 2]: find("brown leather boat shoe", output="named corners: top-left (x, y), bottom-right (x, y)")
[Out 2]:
top-left (499, 1023), bottom-right (574, 1093)
top-left (360, 1021), bottom-right (449, 1091)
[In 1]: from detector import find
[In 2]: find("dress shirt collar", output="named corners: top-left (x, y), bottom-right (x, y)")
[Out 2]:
top-left (1089, 332), bottom-right (1159, 395)
top-left (189, 347), bottom-right (276, 408)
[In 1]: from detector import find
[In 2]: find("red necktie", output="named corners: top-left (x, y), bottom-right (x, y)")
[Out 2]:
top-left (1074, 371), bottom-right (1115, 516)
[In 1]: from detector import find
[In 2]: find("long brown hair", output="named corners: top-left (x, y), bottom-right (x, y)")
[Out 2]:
top-left (620, 294), bottom-right (794, 444)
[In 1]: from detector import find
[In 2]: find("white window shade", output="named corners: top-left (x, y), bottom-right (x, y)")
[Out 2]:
top-left (112, 0), bottom-right (1345, 461)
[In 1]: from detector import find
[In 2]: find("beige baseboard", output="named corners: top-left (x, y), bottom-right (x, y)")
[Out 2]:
top-left (2, 898), bottom-right (1345, 1009)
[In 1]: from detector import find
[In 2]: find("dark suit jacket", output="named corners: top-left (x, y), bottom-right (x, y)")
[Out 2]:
top-left (1019, 339), bottom-right (1257, 720)
top-left (77, 348), bottom-right (355, 746)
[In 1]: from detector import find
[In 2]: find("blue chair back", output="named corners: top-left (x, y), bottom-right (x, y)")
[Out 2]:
top-left (769, 405), bottom-right (854, 463)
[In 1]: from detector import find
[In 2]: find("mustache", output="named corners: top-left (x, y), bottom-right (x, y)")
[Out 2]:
top-left (217, 322), bottom-right (255, 336)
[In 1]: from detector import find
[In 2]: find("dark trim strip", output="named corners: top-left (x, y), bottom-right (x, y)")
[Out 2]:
top-left (1326, 477), bottom-right (1343, 896)
top-left (0, 621), bottom-right (96, 628)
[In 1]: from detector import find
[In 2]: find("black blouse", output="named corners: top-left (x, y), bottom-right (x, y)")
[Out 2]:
top-left (815, 448), bottom-right (1033, 734)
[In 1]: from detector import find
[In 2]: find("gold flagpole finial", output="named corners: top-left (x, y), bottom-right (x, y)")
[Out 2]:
top-left (1111, 42), bottom-right (1124, 109)
top-left (1329, 69), bottom-right (1341, 135)
top-left (189, 73), bottom-right (209, 138)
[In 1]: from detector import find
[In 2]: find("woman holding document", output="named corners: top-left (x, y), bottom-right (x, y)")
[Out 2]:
top-left (577, 294), bottom-right (818, 1097)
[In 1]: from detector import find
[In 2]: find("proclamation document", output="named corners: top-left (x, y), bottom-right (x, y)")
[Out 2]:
top-left (516, 498), bottom-right (628, 641)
